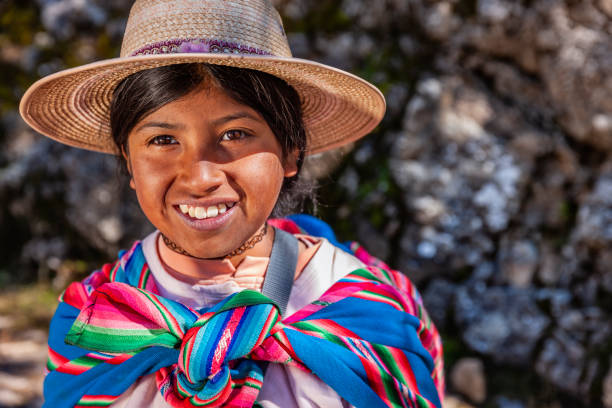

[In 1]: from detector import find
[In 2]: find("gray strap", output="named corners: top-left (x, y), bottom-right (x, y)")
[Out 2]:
top-left (261, 227), bottom-right (298, 316)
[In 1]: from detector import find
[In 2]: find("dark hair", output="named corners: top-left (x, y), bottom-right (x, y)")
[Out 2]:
top-left (110, 63), bottom-right (314, 216)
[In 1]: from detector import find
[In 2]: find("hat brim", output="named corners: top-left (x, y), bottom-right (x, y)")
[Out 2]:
top-left (19, 53), bottom-right (386, 155)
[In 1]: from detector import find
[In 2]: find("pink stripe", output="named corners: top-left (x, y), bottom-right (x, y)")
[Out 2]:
top-left (253, 310), bottom-right (277, 346)
top-left (105, 354), bottom-right (132, 365)
top-left (283, 305), bottom-right (324, 323)
top-left (48, 347), bottom-right (68, 366)
top-left (389, 347), bottom-right (419, 392)
top-left (321, 283), bottom-right (369, 299)
top-left (355, 290), bottom-right (404, 311)
top-left (272, 330), bottom-right (300, 364)
top-left (144, 292), bottom-right (185, 336)
top-left (181, 335), bottom-right (196, 383)
top-left (83, 301), bottom-right (168, 330)
top-left (95, 284), bottom-right (186, 336)
top-left (360, 342), bottom-right (410, 408)
top-left (138, 264), bottom-right (149, 288)
top-left (302, 319), bottom-right (357, 338)
top-left (210, 307), bottom-right (245, 375)
top-left (361, 356), bottom-right (392, 406)
top-left (339, 337), bottom-right (363, 357)
top-left (85, 311), bottom-right (163, 329)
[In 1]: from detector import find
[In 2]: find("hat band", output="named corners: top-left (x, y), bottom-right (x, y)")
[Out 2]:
top-left (130, 38), bottom-right (272, 57)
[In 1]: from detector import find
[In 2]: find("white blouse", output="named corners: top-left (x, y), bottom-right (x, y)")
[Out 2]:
top-left (111, 231), bottom-right (364, 408)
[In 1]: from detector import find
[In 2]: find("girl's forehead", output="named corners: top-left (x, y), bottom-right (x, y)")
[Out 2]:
top-left (140, 85), bottom-right (261, 123)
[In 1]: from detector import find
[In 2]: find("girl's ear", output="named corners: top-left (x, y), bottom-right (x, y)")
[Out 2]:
top-left (121, 146), bottom-right (136, 190)
top-left (283, 149), bottom-right (299, 178)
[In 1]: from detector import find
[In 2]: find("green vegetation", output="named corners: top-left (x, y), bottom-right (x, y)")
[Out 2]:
top-left (0, 283), bottom-right (59, 334)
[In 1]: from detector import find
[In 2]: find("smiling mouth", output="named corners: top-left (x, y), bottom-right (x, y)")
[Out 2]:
top-left (178, 202), bottom-right (236, 220)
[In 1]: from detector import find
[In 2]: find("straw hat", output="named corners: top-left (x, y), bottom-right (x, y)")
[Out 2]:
top-left (19, 0), bottom-right (386, 155)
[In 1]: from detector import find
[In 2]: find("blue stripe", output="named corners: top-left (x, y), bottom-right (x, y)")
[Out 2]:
top-left (405, 352), bottom-right (442, 407)
top-left (203, 309), bottom-right (233, 379)
top-left (156, 295), bottom-right (198, 332)
top-left (225, 305), bottom-right (252, 359)
top-left (286, 329), bottom-right (389, 408)
top-left (125, 245), bottom-right (146, 287)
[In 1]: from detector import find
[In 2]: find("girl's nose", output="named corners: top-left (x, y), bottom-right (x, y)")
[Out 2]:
top-left (183, 158), bottom-right (227, 194)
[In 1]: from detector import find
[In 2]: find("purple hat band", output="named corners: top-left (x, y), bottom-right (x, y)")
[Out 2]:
top-left (131, 38), bottom-right (272, 57)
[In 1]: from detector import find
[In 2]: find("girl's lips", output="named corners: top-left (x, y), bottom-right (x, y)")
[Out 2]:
top-left (174, 202), bottom-right (237, 231)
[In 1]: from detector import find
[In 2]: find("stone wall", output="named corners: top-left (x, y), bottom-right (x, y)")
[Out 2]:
top-left (0, 0), bottom-right (610, 406)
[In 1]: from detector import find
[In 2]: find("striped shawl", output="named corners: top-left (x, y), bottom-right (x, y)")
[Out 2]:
top-left (44, 216), bottom-right (444, 408)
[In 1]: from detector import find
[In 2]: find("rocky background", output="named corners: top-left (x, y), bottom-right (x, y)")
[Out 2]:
top-left (0, 0), bottom-right (611, 407)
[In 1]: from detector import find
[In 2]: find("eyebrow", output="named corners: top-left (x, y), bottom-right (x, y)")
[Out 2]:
top-left (211, 111), bottom-right (261, 127)
top-left (135, 121), bottom-right (185, 132)
top-left (135, 111), bottom-right (261, 132)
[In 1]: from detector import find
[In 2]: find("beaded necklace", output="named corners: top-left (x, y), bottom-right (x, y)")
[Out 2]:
top-left (160, 223), bottom-right (268, 259)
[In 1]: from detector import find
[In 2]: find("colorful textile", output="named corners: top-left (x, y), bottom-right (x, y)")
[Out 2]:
top-left (45, 216), bottom-right (444, 408)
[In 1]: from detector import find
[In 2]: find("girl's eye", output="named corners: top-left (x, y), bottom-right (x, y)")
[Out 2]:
top-left (220, 130), bottom-right (250, 142)
top-left (148, 135), bottom-right (177, 146)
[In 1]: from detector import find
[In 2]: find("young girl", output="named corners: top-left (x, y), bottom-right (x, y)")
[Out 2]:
top-left (20, 1), bottom-right (444, 407)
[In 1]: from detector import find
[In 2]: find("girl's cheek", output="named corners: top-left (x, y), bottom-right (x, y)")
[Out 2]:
top-left (130, 153), bottom-right (175, 193)
top-left (242, 154), bottom-right (285, 192)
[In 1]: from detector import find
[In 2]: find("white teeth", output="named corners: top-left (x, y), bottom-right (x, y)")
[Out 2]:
top-left (181, 202), bottom-right (234, 219)
top-left (206, 206), bottom-right (219, 218)
top-left (195, 207), bottom-right (207, 219)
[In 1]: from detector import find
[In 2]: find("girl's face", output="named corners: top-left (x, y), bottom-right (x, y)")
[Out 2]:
top-left (124, 83), bottom-right (297, 261)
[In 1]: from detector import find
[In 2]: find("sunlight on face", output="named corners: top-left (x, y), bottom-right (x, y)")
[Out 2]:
top-left (124, 83), bottom-right (297, 260)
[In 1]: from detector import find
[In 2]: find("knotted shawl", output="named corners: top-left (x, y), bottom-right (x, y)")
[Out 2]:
top-left (44, 216), bottom-right (444, 408)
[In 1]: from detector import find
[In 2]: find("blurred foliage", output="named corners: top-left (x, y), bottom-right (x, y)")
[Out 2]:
top-left (0, 0), bottom-right (120, 115)
top-left (0, 284), bottom-right (59, 333)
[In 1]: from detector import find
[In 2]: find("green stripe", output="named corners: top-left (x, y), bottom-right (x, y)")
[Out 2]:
top-left (291, 321), bottom-right (345, 348)
top-left (71, 355), bottom-right (105, 369)
top-left (218, 290), bottom-right (273, 312)
top-left (139, 267), bottom-right (151, 289)
top-left (361, 290), bottom-right (402, 308)
top-left (182, 336), bottom-right (192, 376)
top-left (77, 398), bottom-right (114, 407)
top-left (416, 393), bottom-right (434, 408)
top-left (65, 324), bottom-right (177, 352)
top-left (242, 381), bottom-right (262, 390)
top-left (352, 268), bottom-right (376, 280)
top-left (46, 358), bottom-right (57, 371)
top-left (141, 290), bottom-right (184, 339)
top-left (372, 344), bottom-right (405, 384)
top-left (380, 268), bottom-right (394, 284)
top-left (109, 261), bottom-right (120, 281)
top-left (369, 345), bottom-right (407, 407)
top-left (380, 368), bottom-right (404, 408)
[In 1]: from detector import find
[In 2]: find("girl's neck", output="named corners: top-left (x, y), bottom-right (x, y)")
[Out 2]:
top-left (227, 226), bottom-right (275, 267)
top-left (157, 226), bottom-right (275, 282)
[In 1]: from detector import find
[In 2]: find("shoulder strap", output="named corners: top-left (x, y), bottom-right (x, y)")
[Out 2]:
top-left (261, 227), bottom-right (298, 316)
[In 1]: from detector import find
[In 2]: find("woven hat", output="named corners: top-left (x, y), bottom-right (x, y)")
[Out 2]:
top-left (19, 0), bottom-right (386, 155)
